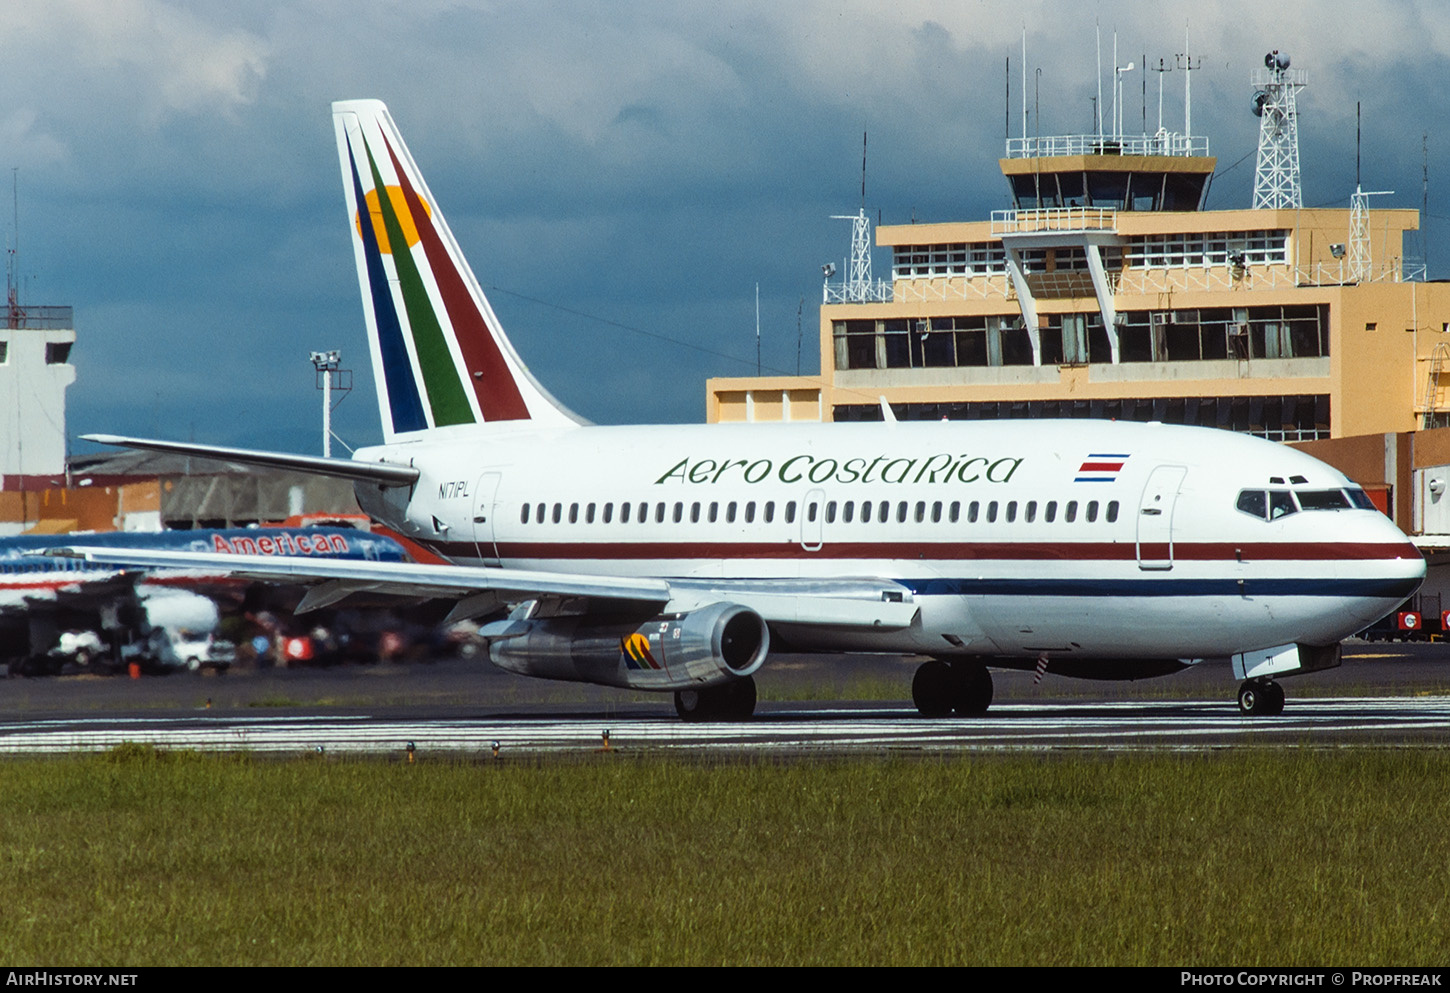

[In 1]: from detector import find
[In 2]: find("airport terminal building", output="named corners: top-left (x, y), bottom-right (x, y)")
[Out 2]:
top-left (708, 142), bottom-right (1450, 444)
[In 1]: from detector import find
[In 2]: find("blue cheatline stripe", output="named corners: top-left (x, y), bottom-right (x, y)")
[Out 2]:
top-left (349, 147), bottom-right (427, 434)
top-left (901, 577), bottom-right (1423, 599)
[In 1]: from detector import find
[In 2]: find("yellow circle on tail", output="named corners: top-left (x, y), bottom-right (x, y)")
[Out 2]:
top-left (355, 186), bottom-right (431, 254)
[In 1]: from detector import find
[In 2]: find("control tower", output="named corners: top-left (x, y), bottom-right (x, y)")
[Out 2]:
top-left (0, 300), bottom-right (76, 488)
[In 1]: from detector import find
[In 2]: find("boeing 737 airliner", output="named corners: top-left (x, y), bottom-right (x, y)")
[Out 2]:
top-left (76, 99), bottom-right (1425, 720)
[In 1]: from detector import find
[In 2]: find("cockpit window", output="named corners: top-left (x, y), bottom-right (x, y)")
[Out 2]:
top-left (1269, 490), bottom-right (1297, 520)
top-left (1296, 489), bottom-right (1351, 511)
top-left (1239, 489), bottom-right (1299, 520)
top-left (1236, 490), bottom-right (1267, 520)
top-left (1346, 488), bottom-right (1378, 510)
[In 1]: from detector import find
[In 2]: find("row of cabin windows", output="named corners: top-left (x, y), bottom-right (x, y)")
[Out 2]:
top-left (519, 499), bottom-right (1121, 527)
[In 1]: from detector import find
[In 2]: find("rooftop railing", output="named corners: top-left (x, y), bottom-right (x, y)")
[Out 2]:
top-left (1004, 133), bottom-right (1211, 159)
top-left (4, 306), bottom-right (73, 330)
top-left (991, 207), bottom-right (1117, 236)
top-left (823, 280), bottom-right (894, 305)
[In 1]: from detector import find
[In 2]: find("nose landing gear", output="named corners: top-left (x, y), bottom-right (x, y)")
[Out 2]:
top-left (1237, 677), bottom-right (1286, 716)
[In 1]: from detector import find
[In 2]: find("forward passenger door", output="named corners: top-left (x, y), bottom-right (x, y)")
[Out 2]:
top-left (1137, 466), bottom-right (1187, 570)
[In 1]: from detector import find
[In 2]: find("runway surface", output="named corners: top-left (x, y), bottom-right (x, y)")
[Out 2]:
top-left (0, 641), bottom-right (1447, 755)
top-left (0, 694), bottom-right (1447, 756)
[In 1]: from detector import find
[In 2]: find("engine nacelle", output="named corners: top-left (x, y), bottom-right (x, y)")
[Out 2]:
top-left (482, 602), bottom-right (769, 692)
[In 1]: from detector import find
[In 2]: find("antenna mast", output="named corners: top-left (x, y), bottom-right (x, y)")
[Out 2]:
top-left (1250, 49), bottom-right (1307, 209)
top-left (6, 169), bottom-right (18, 329)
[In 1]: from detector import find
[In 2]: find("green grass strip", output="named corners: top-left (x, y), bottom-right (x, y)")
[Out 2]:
top-left (1, 748), bottom-right (1446, 966)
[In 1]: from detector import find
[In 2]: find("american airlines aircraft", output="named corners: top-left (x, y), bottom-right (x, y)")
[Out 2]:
top-left (5, 526), bottom-right (409, 674)
top-left (77, 99), bottom-right (1425, 720)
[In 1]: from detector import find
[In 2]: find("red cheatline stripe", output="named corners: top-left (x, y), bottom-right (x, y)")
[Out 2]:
top-left (1078, 461), bottom-right (1124, 472)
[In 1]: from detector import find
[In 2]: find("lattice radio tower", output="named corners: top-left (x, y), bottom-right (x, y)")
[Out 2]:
top-left (1251, 50), bottom-right (1308, 209)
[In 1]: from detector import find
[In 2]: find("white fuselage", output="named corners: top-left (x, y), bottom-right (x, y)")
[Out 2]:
top-left (352, 418), bottom-right (1424, 663)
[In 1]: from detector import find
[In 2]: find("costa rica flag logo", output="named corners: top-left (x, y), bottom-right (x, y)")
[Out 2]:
top-left (1076, 453), bottom-right (1130, 483)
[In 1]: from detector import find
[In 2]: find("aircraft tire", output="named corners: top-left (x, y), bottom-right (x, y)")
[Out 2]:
top-left (674, 677), bottom-right (757, 722)
top-left (1264, 680), bottom-right (1286, 715)
top-left (951, 663), bottom-right (993, 715)
top-left (674, 688), bottom-right (713, 722)
top-left (1238, 678), bottom-right (1284, 716)
top-left (912, 660), bottom-right (955, 717)
top-left (1237, 681), bottom-right (1259, 715)
top-left (720, 675), bottom-right (757, 721)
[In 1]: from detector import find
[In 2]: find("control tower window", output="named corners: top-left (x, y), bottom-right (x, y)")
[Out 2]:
top-left (45, 342), bottom-right (72, 364)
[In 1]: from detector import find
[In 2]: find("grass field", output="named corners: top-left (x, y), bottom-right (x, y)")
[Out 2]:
top-left (1, 747), bottom-right (1447, 966)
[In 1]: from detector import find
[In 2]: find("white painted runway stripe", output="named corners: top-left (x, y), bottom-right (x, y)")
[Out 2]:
top-left (0, 696), bottom-right (1445, 754)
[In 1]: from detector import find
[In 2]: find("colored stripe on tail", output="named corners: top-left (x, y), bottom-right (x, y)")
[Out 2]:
top-left (332, 100), bottom-right (581, 440)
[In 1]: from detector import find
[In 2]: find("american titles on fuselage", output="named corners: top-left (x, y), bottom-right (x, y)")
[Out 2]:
top-left (210, 532), bottom-right (352, 556)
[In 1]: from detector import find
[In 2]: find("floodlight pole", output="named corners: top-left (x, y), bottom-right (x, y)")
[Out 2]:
top-left (310, 350), bottom-right (343, 458)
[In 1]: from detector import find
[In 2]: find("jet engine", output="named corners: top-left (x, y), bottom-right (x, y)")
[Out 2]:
top-left (483, 602), bottom-right (769, 692)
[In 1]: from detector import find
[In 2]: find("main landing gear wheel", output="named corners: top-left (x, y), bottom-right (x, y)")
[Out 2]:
top-left (1237, 678), bottom-right (1286, 716)
top-left (674, 675), bottom-right (757, 722)
top-left (912, 660), bottom-right (993, 717)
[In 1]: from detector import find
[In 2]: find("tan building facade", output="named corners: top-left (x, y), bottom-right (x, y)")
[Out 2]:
top-left (709, 153), bottom-right (1450, 445)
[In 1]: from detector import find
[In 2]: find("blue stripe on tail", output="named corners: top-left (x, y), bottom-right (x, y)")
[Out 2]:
top-left (348, 146), bottom-right (427, 434)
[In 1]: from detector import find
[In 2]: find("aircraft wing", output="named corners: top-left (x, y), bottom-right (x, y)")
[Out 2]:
top-left (46, 547), bottom-right (921, 630)
top-left (82, 434), bottom-right (419, 487)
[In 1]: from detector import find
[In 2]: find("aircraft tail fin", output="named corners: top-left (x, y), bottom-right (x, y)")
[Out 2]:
top-left (332, 99), bottom-right (582, 442)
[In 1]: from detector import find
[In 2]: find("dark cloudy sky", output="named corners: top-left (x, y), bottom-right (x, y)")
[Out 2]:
top-left (4, 0), bottom-right (1446, 456)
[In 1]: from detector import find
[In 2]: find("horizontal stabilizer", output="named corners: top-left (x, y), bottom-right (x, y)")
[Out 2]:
top-left (83, 434), bottom-right (419, 486)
